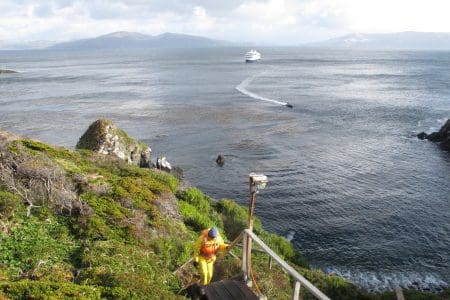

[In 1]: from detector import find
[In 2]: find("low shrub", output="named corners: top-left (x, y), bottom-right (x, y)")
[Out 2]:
top-left (177, 188), bottom-right (211, 214)
top-left (178, 200), bottom-right (213, 231)
top-left (0, 188), bottom-right (24, 219)
top-left (177, 188), bottom-right (223, 233)
top-left (0, 280), bottom-right (102, 300)
top-left (0, 216), bottom-right (79, 280)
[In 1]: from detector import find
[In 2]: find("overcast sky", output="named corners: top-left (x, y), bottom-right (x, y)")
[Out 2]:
top-left (1, 0), bottom-right (450, 45)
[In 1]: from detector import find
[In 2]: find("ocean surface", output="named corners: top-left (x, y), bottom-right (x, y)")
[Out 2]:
top-left (1, 48), bottom-right (449, 292)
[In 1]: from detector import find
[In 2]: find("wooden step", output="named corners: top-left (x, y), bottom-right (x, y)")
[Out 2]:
top-left (203, 280), bottom-right (259, 300)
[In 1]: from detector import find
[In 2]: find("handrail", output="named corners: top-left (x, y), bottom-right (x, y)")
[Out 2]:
top-left (243, 229), bottom-right (331, 300)
top-left (174, 229), bottom-right (330, 300)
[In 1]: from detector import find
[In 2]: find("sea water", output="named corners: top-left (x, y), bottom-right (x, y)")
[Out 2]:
top-left (1, 47), bottom-right (449, 292)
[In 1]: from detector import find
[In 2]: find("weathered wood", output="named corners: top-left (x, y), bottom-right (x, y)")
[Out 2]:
top-left (204, 279), bottom-right (259, 300)
top-left (395, 287), bottom-right (405, 300)
top-left (244, 229), bottom-right (330, 300)
top-left (292, 281), bottom-right (301, 300)
top-left (242, 234), bottom-right (248, 281)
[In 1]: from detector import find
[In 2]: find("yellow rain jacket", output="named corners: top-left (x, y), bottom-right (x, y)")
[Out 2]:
top-left (194, 228), bottom-right (228, 285)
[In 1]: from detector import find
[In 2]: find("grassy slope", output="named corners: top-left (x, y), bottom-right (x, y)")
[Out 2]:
top-left (0, 137), bottom-right (448, 299)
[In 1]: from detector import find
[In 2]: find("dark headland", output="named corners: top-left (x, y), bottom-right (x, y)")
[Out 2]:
top-left (418, 119), bottom-right (450, 151)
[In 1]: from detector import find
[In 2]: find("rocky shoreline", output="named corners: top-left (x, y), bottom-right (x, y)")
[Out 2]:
top-left (418, 119), bottom-right (450, 151)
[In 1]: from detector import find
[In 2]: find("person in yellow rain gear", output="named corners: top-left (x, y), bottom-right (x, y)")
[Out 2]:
top-left (193, 226), bottom-right (228, 285)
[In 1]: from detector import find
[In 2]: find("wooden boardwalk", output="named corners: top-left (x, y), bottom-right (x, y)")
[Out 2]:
top-left (203, 280), bottom-right (259, 300)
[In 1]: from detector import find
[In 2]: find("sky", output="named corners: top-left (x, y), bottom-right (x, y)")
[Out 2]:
top-left (1, 0), bottom-right (450, 45)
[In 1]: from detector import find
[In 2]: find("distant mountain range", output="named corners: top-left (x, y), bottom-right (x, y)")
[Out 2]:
top-left (48, 31), bottom-right (233, 50)
top-left (3, 31), bottom-right (450, 50)
top-left (307, 32), bottom-right (450, 50)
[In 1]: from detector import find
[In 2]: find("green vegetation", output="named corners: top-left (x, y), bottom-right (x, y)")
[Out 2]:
top-left (75, 119), bottom-right (111, 151)
top-left (0, 132), bottom-right (448, 299)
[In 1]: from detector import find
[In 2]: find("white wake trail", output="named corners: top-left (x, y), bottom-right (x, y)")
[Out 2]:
top-left (236, 75), bottom-right (287, 106)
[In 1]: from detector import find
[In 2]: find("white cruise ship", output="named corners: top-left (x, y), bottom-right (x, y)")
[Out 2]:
top-left (245, 50), bottom-right (261, 62)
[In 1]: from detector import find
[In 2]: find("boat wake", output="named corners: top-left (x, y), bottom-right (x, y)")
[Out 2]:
top-left (236, 75), bottom-right (291, 107)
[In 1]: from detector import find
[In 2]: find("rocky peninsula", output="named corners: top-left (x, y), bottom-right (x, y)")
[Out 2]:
top-left (0, 120), bottom-right (448, 299)
top-left (418, 119), bottom-right (450, 151)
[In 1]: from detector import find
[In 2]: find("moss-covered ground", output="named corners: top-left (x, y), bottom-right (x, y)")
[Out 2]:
top-left (0, 136), bottom-right (448, 299)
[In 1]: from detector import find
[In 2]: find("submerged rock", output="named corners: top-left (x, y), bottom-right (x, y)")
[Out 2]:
top-left (417, 119), bottom-right (450, 151)
top-left (216, 154), bottom-right (225, 166)
top-left (76, 119), bottom-right (152, 166)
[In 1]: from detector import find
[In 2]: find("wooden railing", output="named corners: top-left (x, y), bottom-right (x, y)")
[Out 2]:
top-left (217, 229), bottom-right (330, 300)
top-left (241, 229), bottom-right (330, 300)
top-left (175, 229), bottom-right (331, 299)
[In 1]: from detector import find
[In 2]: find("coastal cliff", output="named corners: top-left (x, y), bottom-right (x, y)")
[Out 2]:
top-left (0, 124), bottom-right (448, 299)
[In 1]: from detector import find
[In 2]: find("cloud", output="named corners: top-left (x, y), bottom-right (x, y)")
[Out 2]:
top-left (32, 3), bottom-right (54, 17)
top-left (1, 0), bottom-right (450, 45)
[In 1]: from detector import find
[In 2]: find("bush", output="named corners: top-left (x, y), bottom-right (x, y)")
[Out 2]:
top-left (0, 216), bottom-right (79, 279)
top-left (0, 188), bottom-right (24, 219)
top-left (177, 188), bottom-right (223, 234)
top-left (178, 200), bottom-right (213, 231)
top-left (0, 280), bottom-right (102, 300)
top-left (177, 188), bottom-right (211, 213)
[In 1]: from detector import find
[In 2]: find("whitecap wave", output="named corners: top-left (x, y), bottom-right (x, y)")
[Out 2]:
top-left (323, 267), bottom-right (448, 292)
top-left (236, 75), bottom-right (287, 106)
top-left (285, 230), bottom-right (295, 242)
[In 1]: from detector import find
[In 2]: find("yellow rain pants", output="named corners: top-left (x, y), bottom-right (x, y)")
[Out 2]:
top-left (198, 256), bottom-right (215, 285)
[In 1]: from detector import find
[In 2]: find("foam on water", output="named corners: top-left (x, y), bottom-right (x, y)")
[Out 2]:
top-left (235, 75), bottom-right (288, 106)
top-left (324, 267), bottom-right (449, 293)
top-left (285, 230), bottom-right (295, 242)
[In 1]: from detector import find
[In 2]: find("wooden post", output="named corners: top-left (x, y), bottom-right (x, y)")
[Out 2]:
top-left (246, 176), bottom-right (256, 286)
top-left (292, 281), bottom-right (301, 300)
top-left (395, 287), bottom-right (405, 300)
top-left (242, 232), bottom-right (248, 278)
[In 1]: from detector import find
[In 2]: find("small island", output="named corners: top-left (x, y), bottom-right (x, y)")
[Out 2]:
top-left (0, 69), bottom-right (17, 74)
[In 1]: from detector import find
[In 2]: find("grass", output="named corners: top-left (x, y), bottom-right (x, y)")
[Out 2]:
top-left (1, 133), bottom-right (448, 299)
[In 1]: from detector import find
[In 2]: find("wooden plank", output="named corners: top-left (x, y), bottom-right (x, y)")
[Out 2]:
top-left (223, 280), bottom-right (248, 299)
top-left (204, 280), bottom-right (259, 300)
top-left (395, 287), bottom-right (405, 300)
top-left (231, 280), bottom-right (259, 300)
top-left (213, 281), bottom-right (234, 299)
top-left (205, 285), bottom-right (222, 300)
top-left (204, 281), bottom-right (233, 300)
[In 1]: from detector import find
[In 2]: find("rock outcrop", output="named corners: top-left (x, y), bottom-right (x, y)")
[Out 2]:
top-left (0, 69), bottom-right (17, 74)
top-left (216, 154), bottom-right (225, 166)
top-left (417, 119), bottom-right (450, 151)
top-left (76, 119), bottom-right (152, 167)
top-left (156, 156), bottom-right (172, 172)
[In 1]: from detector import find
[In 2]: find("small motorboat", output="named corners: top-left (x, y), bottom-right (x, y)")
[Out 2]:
top-left (285, 103), bottom-right (293, 108)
